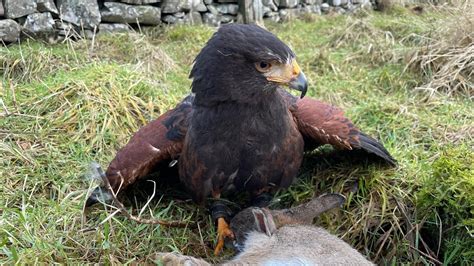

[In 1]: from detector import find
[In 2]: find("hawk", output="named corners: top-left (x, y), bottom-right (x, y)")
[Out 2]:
top-left (87, 24), bottom-right (396, 254)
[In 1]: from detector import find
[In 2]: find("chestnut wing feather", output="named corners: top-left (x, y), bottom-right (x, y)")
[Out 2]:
top-left (105, 95), bottom-right (193, 192)
top-left (287, 95), bottom-right (396, 166)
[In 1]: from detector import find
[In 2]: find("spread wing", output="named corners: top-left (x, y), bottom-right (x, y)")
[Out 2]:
top-left (282, 91), bottom-right (396, 166)
top-left (86, 95), bottom-right (193, 206)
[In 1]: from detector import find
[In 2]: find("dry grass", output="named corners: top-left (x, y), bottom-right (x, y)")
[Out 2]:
top-left (406, 2), bottom-right (474, 98)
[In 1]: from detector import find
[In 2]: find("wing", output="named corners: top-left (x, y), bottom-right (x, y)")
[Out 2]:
top-left (86, 95), bottom-right (193, 206)
top-left (281, 91), bottom-right (396, 166)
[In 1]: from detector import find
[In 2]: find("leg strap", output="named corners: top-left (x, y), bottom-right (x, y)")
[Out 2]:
top-left (210, 200), bottom-right (233, 222)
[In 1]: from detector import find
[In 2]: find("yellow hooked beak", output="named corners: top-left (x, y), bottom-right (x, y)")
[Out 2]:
top-left (265, 60), bottom-right (308, 98)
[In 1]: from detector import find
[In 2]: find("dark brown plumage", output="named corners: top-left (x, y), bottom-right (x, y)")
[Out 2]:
top-left (87, 23), bottom-right (396, 254)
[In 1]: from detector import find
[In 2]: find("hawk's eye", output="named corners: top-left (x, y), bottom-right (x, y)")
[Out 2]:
top-left (255, 61), bottom-right (272, 72)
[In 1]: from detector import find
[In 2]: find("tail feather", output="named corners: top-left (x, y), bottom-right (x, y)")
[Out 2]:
top-left (358, 133), bottom-right (397, 166)
top-left (85, 162), bottom-right (113, 207)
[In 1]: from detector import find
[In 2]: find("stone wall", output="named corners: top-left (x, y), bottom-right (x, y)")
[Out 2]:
top-left (0, 0), bottom-right (373, 43)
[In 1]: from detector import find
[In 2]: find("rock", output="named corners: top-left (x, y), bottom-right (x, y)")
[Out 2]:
top-left (23, 12), bottom-right (56, 39)
top-left (118, 0), bottom-right (162, 4)
top-left (264, 11), bottom-right (280, 21)
top-left (161, 0), bottom-right (192, 13)
top-left (340, 0), bottom-right (349, 6)
top-left (311, 4), bottom-right (321, 14)
top-left (174, 11), bottom-right (186, 18)
top-left (56, 21), bottom-right (75, 37)
top-left (328, 0), bottom-right (341, 6)
top-left (101, 2), bottom-right (161, 25)
top-left (217, 4), bottom-right (239, 15)
top-left (3, 0), bottom-right (36, 19)
top-left (162, 14), bottom-right (178, 23)
top-left (58, 0), bottom-right (101, 29)
top-left (335, 6), bottom-right (346, 13)
top-left (300, 5), bottom-right (312, 13)
top-left (194, 0), bottom-right (208, 12)
top-left (262, 6), bottom-right (272, 16)
top-left (220, 14), bottom-right (236, 23)
top-left (0, 19), bottom-right (21, 42)
top-left (37, 0), bottom-right (58, 14)
top-left (184, 11), bottom-right (202, 25)
top-left (277, 0), bottom-right (298, 8)
top-left (99, 23), bottom-right (130, 33)
top-left (217, 0), bottom-right (238, 2)
top-left (202, 12), bottom-right (220, 26)
top-left (204, 0), bottom-right (213, 4)
top-left (279, 8), bottom-right (299, 21)
top-left (262, 0), bottom-right (278, 11)
top-left (207, 5), bottom-right (219, 15)
top-left (0, 2), bottom-right (4, 17)
top-left (361, 1), bottom-right (372, 9)
top-left (321, 2), bottom-right (330, 12)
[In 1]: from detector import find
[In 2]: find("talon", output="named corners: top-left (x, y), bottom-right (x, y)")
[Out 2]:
top-left (214, 217), bottom-right (234, 256)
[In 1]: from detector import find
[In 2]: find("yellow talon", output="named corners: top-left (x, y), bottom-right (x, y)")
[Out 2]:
top-left (214, 217), bottom-right (234, 256)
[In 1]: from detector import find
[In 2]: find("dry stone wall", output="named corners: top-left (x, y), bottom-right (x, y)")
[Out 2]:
top-left (0, 0), bottom-right (373, 43)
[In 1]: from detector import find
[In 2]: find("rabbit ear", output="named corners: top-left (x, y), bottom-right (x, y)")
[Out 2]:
top-left (252, 208), bottom-right (277, 236)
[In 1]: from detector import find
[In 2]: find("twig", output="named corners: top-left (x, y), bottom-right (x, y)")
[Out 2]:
top-left (95, 165), bottom-right (188, 227)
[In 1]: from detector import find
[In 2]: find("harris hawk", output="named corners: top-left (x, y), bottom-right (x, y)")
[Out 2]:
top-left (87, 24), bottom-right (396, 254)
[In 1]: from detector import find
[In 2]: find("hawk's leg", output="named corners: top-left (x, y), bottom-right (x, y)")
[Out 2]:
top-left (210, 200), bottom-right (234, 255)
top-left (251, 192), bottom-right (273, 208)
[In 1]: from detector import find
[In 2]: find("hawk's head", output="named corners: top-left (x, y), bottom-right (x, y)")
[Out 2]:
top-left (190, 24), bottom-right (308, 106)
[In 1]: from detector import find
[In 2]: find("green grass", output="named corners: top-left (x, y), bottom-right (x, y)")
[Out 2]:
top-left (1, 7), bottom-right (473, 265)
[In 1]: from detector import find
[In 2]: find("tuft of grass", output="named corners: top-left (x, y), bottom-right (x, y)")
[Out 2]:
top-left (416, 145), bottom-right (474, 265)
top-left (1, 6), bottom-right (473, 265)
top-left (405, 2), bottom-right (474, 98)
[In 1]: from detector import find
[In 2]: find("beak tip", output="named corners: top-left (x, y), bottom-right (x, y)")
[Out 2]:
top-left (289, 71), bottom-right (308, 99)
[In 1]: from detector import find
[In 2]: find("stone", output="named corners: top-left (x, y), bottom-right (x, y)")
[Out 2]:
top-left (119, 0), bottom-right (161, 4)
top-left (37, 0), bottom-right (58, 14)
top-left (195, 0), bottom-right (208, 12)
top-left (3, 0), bottom-right (37, 19)
top-left (220, 14), bottom-right (236, 23)
top-left (162, 14), bottom-right (178, 23)
top-left (23, 12), bottom-right (56, 38)
top-left (99, 23), bottom-right (130, 33)
top-left (335, 6), bottom-right (346, 13)
top-left (262, 0), bottom-right (278, 11)
top-left (207, 5), bottom-right (219, 15)
top-left (277, 0), bottom-right (298, 8)
top-left (328, 0), bottom-right (341, 6)
top-left (217, 0), bottom-right (238, 2)
top-left (300, 5), bottom-right (312, 13)
top-left (0, 2), bottom-right (4, 17)
top-left (161, 0), bottom-right (192, 13)
top-left (361, 1), bottom-right (372, 9)
top-left (184, 11), bottom-right (202, 25)
top-left (101, 2), bottom-right (161, 25)
top-left (279, 8), bottom-right (299, 21)
top-left (204, 0), bottom-right (213, 4)
top-left (340, 0), bottom-right (349, 6)
top-left (321, 2), bottom-right (330, 12)
top-left (174, 11), bottom-right (186, 18)
top-left (311, 4), bottom-right (321, 14)
top-left (217, 4), bottom-right (239, 15)
top-left (57, 0), bottom-right (101, 29)
top-left (262, 6), bottom-right (272, 16)
top-left (0, 19), bottom-right (21, 42)
top-left (202, 12), bottom-right (220, 26)
top-left (264, 11), bottom-right (279, 19)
